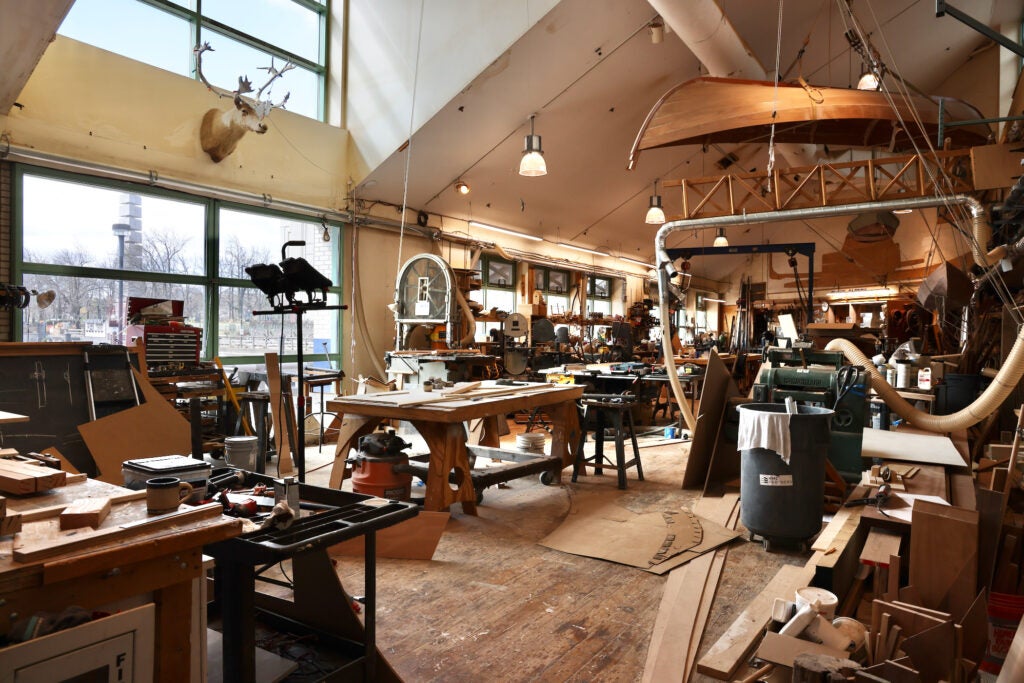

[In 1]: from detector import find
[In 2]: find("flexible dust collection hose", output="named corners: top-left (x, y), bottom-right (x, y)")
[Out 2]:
top-left (825, 330), bottom-right (1024, 433)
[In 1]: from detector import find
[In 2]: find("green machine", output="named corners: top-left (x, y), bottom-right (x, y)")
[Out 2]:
top-left (751, 349), bottom-right (868, 481)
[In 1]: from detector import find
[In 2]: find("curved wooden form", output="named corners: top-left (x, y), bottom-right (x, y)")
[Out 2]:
top-left (628, 77), bottom-right (990, 169)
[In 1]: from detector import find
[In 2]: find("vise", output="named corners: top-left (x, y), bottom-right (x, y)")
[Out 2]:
top-left (752, 349), bottom-right (867, 481)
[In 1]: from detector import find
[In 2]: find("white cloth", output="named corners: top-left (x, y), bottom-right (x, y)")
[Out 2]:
top-left (737, 408), bottom-right (793, 465)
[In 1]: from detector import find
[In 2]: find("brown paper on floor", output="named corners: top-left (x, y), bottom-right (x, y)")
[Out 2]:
top-left (329, 510), bottom-right (449, 561)
top-left (538, 493), bottom-right (707, 569)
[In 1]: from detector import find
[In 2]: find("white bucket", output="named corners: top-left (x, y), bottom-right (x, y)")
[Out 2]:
top-left (516, 432), bottom-right (546, 454)
top-left (224, 436), bottom-right (258, 471)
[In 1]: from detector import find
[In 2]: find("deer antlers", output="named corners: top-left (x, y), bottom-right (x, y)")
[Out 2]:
top-left (192, 42), bottom-right (296, 162)
top-left (193, 42), bottom-right (294, 112)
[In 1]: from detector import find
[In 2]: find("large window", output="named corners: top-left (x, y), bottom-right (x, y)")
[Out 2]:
top-left (587, 276), bottom-right (613, 317)
top-left (59, 0), bottom-right (329, 120)
top-left (16, 167), bottom-right (343, 364)
top-left (533, 266), bottom-right (570, 315)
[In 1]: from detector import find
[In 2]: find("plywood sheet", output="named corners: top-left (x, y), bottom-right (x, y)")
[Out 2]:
top-left (329, 510), bottom-right (448, 561)
top-left (683, 351), bottom-right (741, 489)
top-left (78, 396), bottom-right (191, 484)
top-left (861, 428), bottom-right (967, 467)
top-left (909, 499), bottom-right (979, 620)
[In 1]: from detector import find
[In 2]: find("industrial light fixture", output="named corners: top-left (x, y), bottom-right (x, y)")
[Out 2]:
top-left (519, 115), bottom-right (547, 177)
top-left (468, 220), bottom-right (542, 242)
top-left (857, 68), bottom-right (881, 91)
top-left (827, 286), bottom-right (894, 301)
top-left (246, 241), bottom-right (333, 308)
top-left (619, 256), bottom-right (655, 269)
top-left (455, 180), bottom-right (470, 195)
top-left (645, 179), bottom-right (665, 224)
top-left (703, 296), bottom-right (726, 303)
top-left (557, 242), bottom-right (609, 257)
top-left (649, 17), bottom-right (664, 44)
top-left (713, 228), bottom-right (729, 247)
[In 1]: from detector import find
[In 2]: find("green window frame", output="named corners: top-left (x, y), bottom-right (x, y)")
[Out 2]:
top-left (59, 0), bottom-right (330, 121)
top-left (13, 164), bottom-right (344, 366)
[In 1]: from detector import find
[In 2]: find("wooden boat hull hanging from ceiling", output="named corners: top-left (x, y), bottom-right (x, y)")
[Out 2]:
top-left (628, 77), bottom-right (991, 168)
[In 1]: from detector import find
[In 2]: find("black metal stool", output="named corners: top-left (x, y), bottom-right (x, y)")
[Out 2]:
top-left (572, 393), bottom-right (644, 489)
top-left (236, 391), bottom-right (273, 473)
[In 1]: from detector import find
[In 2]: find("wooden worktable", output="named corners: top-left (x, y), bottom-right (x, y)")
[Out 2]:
top-left (327, 382), bottom-right (583, 514)
top-left (0, 478), bottom-right (241, 680)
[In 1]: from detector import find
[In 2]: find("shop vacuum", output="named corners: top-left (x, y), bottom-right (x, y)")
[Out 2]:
top-left (348, 430), bottom-right (414, 501)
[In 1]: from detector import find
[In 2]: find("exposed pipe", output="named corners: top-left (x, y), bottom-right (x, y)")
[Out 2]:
top-left (454, 288), bottom-right (477, 347)
top-left (655, 193), bottom-right (1016, 433)
top-left (825, 335), bottom-right (1023, 433)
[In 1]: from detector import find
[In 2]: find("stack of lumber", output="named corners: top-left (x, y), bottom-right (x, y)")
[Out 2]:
top-left (856, 593), bottom-right (987, 682)
top-left (0, 453), bottom-right (71, 535)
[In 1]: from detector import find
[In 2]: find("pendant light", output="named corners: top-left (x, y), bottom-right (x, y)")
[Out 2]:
top-left (519, 115), bottom-right (547, 177)
top-left (713, 228), bottom-right (729, 247)
top-left (644, 179), bottom-right (665, 224)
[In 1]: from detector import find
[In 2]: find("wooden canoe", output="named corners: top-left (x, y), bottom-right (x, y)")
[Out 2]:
top-left (628, 77), bottom-right (990, 169)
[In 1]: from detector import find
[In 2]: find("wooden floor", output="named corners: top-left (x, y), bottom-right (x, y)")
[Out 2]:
top-left (282, 424), bottom-right (810, 683)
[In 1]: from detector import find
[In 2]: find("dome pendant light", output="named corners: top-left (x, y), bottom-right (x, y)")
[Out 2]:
top-left (645, 179), bottom-right (665, 224)
top-left (713, 228), bottom-right (729, 247)
top-left (519, 115), bottom-right (547, 177)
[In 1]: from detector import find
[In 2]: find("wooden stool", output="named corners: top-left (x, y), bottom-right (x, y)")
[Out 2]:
top-left (236, 391), bottom-right (272, 473)
top-left (572, 394), bottom-right (644, 489)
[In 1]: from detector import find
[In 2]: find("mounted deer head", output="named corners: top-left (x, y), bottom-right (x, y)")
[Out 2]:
top-left (193, 42), bottom-right (295, 162)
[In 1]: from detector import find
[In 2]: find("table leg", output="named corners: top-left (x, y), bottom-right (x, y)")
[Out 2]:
top-left (155, 580), bottom-right (194, 681)
top-left (329, 413), bottom-right (382, 488)
top-left (548, 400), bottom-right (580, 484)
top-left (413, 420), bottom-right (477, 515)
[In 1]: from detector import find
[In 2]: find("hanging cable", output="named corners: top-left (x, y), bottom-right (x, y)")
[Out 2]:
top-left (766, 0), bottom-right (785, 190)
top-left (394, 0), bottom-right (427, 279)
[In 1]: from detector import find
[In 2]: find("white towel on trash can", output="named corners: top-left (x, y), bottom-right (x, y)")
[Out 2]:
top-left (737, 410), bottom-right (793, 465)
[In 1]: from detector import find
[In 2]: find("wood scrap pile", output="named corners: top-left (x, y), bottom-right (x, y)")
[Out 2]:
top-left (0, 451), bottom-right (72, 535)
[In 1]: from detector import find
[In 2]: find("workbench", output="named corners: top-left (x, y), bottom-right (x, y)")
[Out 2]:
top-left (326, 382), bottom-right (583, 514)
top-left (0, 477), bottom-right (242, 681)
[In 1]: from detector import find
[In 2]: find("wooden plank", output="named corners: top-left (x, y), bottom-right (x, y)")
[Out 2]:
top-left (909, 500), bottom-right (979, 620)
top-left (860, 428), bottom-right (967, 467)
top-left (0, 458), bottom-right (66, 492)
top-left (976, 488), bottom-right (1003, 593)
top-left (812, 488), bottom-right (867, 552)
top-left (19, 488), bottom-right (145, 523)
top-left (696, 563), bottom-right (816, 679)
top-left (949, 472), bottom-right (976, 510)
top-left (860, 527), bottom-right (903, 567)
top-left (901, 619), bottom-right (955, 682)
top-left (756, 630), bottom-right (848, 668)
top-left (0, 464), bottom-right (36, 495)
top-left (641, 493), bottom-right (739, 683)
top-left (59, 496), bottom-right (111, 530)
top-left (1, 512), bottom-right (22, 535)
top-left (12, 503), bottom-right (222, 562)
top-left (264, 353), bottom-right (294, 476)
top-left (870, 599), bottom-right (947, 638)
top-left (683, 351), bottom-right (740, 489)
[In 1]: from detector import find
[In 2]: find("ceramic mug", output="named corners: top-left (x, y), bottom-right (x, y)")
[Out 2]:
top-left (146, 476), bottom-right (193, 514)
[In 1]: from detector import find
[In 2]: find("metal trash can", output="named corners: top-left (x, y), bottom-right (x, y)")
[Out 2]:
top-left (736, 403), bottom-right (833, 550)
